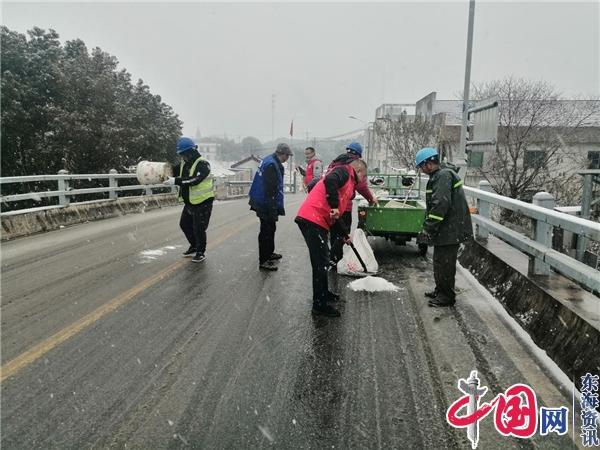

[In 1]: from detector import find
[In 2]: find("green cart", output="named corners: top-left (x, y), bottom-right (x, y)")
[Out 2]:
top-left (357, 198), bottom-right (429, 256)
top-left (366, 172), bottom-right (421, 198)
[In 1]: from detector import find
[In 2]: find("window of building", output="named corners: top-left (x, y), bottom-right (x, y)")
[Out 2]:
top-left (468, 151), bottom-right (483, 168)
top-left (587, 151), bottom-right (600, 169)
top-left (524, 150), bottom-right (545, 169)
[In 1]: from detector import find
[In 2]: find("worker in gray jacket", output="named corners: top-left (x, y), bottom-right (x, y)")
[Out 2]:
top-left (416, 147), bottom-right (473, 307)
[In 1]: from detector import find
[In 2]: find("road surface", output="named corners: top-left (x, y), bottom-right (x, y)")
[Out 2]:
top-left (1, 195), bottom-right (578, 449)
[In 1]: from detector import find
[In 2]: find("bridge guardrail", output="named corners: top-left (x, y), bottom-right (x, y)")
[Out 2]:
top-left (0, 171), bottom-right (175, 210)
top-left (0, 171), bottom-right (295, 214)
top-left (464, 180), bottom-right (600, 294)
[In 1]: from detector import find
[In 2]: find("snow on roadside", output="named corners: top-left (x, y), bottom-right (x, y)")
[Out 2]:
top-left (348, 276), bottom-right (399, 292)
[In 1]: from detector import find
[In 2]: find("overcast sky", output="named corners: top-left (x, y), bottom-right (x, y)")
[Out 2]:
top-left (3, 1), bottom-right (599, 142)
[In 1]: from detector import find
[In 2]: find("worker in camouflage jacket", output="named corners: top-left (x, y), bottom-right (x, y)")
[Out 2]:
top-left (416, 147), bottom-right (473, 307)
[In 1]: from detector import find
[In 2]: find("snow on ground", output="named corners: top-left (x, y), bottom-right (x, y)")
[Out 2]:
top-left (457, 264), bottom-right (575, 395)
top-left (348, 276), bottom-right (399, 292)
top-left (139, 245), bottom-right (180, 263)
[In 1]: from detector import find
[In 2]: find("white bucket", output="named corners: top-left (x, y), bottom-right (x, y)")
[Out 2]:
top-left (136, 161), bottom-right (173, 185)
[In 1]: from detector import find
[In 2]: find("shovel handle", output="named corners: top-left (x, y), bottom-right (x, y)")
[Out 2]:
top-left (348, 242), bottom-right (369, 273)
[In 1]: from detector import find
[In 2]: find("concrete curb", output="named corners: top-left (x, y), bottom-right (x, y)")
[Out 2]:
top-left (1, 194), bottom-right (180, 241)
top-left (459, 237), bottom-right (600, 383)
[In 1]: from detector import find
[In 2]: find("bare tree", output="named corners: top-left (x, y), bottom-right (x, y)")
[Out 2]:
top-left (470, 76), bottom-right (600, 203)
top-left (373, 111), bottom-right (442, 169)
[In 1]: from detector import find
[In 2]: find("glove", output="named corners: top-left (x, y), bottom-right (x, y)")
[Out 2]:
top-left (417, 231), bottom-right (431, 244)
top-left (163, 177), bottom-right (175, 186)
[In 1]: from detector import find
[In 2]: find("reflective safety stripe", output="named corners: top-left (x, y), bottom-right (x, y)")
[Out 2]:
top-left (192, 184), bottom-right (214, 196)
top-left (178, 157), bottom-right (214, 204)
top-left (428, 214), bottom-right (444, 221)
top-left (453, 180), bottom-right (463, 189)
top-left (425, 189), bottom-right (433, 193)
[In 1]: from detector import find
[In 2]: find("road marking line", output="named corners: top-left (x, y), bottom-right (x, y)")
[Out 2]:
top-left (1, 217), bottom-right (256, 382)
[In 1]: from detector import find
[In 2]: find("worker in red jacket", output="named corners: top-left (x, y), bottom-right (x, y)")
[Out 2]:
top-left (296, 146), bottom-right (323, 191)
top-left (295, 158), bottom-right (368, 317)
top-left (311, 142), bottom-right (378, 266)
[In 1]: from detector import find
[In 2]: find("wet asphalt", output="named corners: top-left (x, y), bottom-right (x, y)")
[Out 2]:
top-left (1, 195), bottom-right (578, 449)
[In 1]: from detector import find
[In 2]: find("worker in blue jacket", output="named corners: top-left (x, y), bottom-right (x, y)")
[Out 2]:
top-left (248, 143), bottom-right (293, 271)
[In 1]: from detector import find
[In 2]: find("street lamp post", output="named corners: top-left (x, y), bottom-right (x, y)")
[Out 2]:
top-left (348, 115), bottom-right (367, 124)
top-left (458, 0), bottom-right (476, 179)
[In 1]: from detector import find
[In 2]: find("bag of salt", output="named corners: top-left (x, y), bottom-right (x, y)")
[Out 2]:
top-left (337, 228), bottom-right (378, 275)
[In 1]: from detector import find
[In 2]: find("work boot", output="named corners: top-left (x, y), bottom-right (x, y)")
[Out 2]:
top-left (259, 261), bottom-right (278, 271)
top-left (311, 302), bottom-right (341, 317)
top-left (428, 296), bottom-right (455, 308)
top-left (192, 252), bottom-right (206, 263)
top-left (268, 253), bottom-right (283, 261)
top-left (424, 288), bottom-right (438, 299)
top-left (182, 246), bottom-right (196, 257)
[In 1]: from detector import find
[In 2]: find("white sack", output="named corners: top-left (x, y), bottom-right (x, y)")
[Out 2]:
top-left (136, 161), bottom-right (173, 185)
top-left (337, 228), bottom-right (378, 275)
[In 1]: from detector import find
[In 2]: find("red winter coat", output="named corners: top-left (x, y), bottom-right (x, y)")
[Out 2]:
top-left (325, 154), bottom-right (375, 212)
top-left (296, 165), bottom-right (357, 230)
top-left (303, 157), bottom-right (322, 186)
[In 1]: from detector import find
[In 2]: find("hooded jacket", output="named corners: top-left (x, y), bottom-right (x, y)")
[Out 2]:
top-left (423, 167), bottom-right (473, 246)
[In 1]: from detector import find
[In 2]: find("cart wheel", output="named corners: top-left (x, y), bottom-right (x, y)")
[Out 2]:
top-left (418, 243), bottom-right (428, 256)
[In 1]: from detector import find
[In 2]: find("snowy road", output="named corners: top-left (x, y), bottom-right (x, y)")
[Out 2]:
top-left (1, 195), bottom-right (579, 449)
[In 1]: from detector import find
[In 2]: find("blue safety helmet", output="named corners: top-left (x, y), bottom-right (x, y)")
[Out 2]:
top-left (176, 137), bottom-right (197, 154)
top-left (346, 142), bottom-right (363, 157)
top-left (415, 147), bottom-right (439, 167)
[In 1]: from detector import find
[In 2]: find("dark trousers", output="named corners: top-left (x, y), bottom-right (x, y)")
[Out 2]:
top-left (179, 199), bottom-right (213, 254)
top-left (258, 218), bottom-right (277, 263)
top-left (433, 244), bottom-right (460, 301)
top-left (330, 211), bottom-right (352, 263)
top-left (297, 219), bottom-right (330, 306)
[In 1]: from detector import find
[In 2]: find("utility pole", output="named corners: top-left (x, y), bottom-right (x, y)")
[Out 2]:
top-left (457, 0), bottom-right (476, 180)
top-left (271, 94), bottom-right (275, 142)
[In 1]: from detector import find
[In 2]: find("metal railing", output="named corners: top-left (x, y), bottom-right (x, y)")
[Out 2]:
top-left (0, 170), bottom-right (175, 211)
top-left (0, 170), bottom-right (296, 214)
top-left (465, 180), bottom-right (600, 294)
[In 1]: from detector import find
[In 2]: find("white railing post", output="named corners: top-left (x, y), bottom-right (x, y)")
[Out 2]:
top-left (576, 172), bottom-right (593, 262)
top-left (476, 180), bottom-right (492, 240)
top-left (529, 191), bottom-right (555, 276)
top-left (108, 169), bottom-right (118, 200)
top-left (57, 170), bottom-right (70, 206)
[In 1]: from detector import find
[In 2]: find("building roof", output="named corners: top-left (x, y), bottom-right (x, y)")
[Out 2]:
top-left (208, 160), bottom-right (236, 178)
top-left (230, 154), bottom-right (262, 168)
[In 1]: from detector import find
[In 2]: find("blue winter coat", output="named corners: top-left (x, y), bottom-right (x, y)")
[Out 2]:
top-left (248, 153), bottom-right (285, 221)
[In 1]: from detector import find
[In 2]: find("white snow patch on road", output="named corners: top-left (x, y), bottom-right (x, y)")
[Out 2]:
top-left (348, 276), bottom-right (399, 292)
top-left (141, 249), bottom-right (166, 257)
top-left (139, 246), bottom-right (178, 263)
